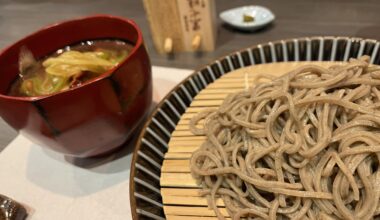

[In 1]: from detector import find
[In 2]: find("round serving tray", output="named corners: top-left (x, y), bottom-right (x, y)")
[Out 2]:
top-left (129, 36), bottom-right (380, 220)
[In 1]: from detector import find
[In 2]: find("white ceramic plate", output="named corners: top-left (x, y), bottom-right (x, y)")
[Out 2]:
top-left (220, 5), bottom-right (275, 31)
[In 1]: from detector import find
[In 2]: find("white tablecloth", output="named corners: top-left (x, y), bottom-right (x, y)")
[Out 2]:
top-left (0, 66), bottom-right (193, 220)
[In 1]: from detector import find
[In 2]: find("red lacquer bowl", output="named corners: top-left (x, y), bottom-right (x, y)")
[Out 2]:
top-left (0, 15), bottom-right (152, 157)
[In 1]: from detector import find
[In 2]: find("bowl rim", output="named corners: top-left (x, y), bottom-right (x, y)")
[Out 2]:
top-left (0, 14), bottom-right (144, 102)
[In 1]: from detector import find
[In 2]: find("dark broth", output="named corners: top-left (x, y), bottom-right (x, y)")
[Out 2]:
top-left (8, 39), bottom-right (134, 97)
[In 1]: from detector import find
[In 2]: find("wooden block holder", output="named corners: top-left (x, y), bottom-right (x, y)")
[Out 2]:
top-left (143, 0), bottom-right (217, 54)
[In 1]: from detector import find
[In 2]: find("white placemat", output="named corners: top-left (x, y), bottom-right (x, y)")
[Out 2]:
top-left (0, 66), bottom-right (193, 220)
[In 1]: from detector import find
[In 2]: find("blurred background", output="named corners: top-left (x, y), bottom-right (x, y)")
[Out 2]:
top-left (1, 0), bottom-right (380, 69)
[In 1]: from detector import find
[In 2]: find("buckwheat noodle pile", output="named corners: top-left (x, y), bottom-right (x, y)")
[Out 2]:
top-left (189, 56), bottom-right (380, 220)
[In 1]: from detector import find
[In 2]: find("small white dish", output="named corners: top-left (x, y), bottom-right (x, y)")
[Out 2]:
top-left (220, 5), bottom-right (275, 31)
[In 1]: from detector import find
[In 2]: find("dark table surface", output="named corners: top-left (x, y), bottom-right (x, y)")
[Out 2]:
top-left (1, 0), bottom-right (380, 151)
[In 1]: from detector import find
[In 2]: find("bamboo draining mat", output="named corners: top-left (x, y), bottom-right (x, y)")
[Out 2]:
top-left (160, 61), bottom-right (339, 219)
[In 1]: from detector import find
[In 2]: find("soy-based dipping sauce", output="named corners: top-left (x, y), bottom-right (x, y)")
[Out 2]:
top-left (8, 39), bottom-right (134, 97)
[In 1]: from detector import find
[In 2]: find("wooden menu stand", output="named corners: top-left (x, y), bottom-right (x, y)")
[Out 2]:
top-left (143, 0), bottom-right (216, 54)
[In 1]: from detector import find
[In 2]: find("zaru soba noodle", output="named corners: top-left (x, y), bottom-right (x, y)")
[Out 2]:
top-left (189, 56), bottom-right (380, 220)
